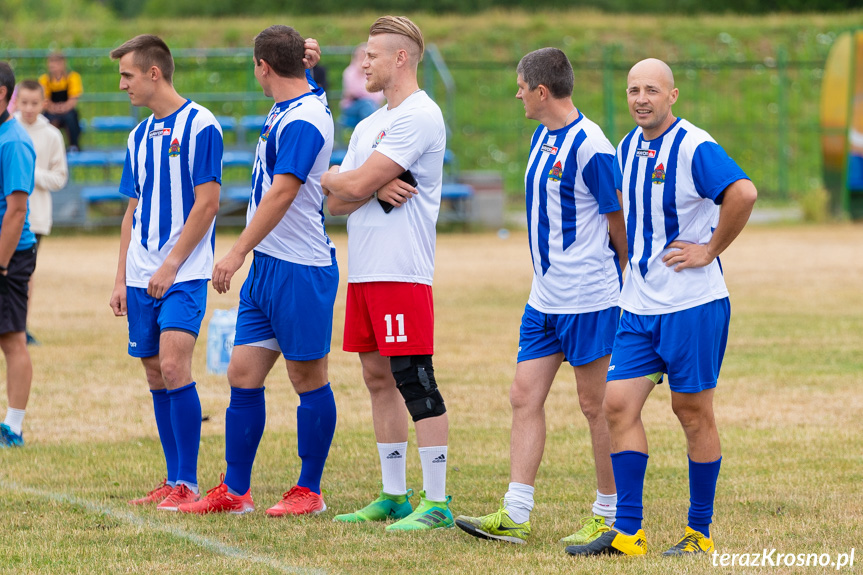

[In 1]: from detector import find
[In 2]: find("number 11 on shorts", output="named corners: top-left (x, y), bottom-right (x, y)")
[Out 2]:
top-left (384, 314), bottom-right (407, 343)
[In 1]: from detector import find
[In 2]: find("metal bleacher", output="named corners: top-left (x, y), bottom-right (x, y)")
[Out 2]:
top-left (39, 44), bottom-right (470, 229)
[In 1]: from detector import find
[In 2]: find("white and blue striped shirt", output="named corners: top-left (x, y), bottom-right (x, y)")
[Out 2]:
top-left (246, 90), bottom-right (335, 266)
top-left (614, 117), bottom-right (749, 314)
top-left (525, 112), bottom-right (621, 314)
top-left (120, 100), bottom-right (223, 288)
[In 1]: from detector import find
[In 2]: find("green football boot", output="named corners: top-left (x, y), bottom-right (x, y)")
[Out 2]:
top-left (333, 489), bottom-right (413, 523)
top-left (559, 515), bottom-right (611, 545)
top-left (385, 491), bottom-right (453, 531)
top-left (455, 503), bottom-right (531, 544)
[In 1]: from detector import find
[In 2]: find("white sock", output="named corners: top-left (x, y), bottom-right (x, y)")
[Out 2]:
top-left (377, 442), bottom-right (408, 496)
top-left (3, 407), bottom-right (25, 436)
top-left (503, 482), bottom-right (535, 524)
top-left (175, 480), bottom-right (199, 494)
top-left (418, 445), bottom-right (448, 502)
top-left (593, 490), bottom-right (617, 525)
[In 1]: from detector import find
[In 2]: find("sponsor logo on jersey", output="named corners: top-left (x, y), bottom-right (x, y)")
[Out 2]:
top-left (149, 128), bottom-right (171, 139)
top-left (540, 143), bottom-right (559, 155)
top-left (548, 160), bottom-right (563, 182)
top-left (608, 364), bottom-right (615, 371)
top-left (168, 138), bottom-right (181, 157)
top-left (373, 130), bottom-right (386, 148)
top-left (635, 148), bottom-right (656, 158)
top-left (129, 341), bottom-right (137, 348)
top-left (651, 162), bottom-right (666, 184)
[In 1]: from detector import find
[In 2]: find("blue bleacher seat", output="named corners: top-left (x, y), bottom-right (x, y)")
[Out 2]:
top-left (223, 150), bottom-right (255, 167)
top-left (81, 185), bottom-right (127, 203)
top-left (88, 116), bottom-right (138, 132)
top-left (66, 150), bottom-right (111, 167)
top-left (223, 186), bottom-right (250, 202)
top-left (330, 149), bottom-right (347, 166)
top-left (215, 116), bottom-right (236, 131)
top-left (441, 183), bottom-right (474, 200)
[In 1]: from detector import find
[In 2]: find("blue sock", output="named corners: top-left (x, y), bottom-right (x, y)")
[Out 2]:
top-left (688, 456), bottom-right (722, 538)
top-left (611, 450), bottom-right (649, 535)
top-left (296, 383), bottom-right (337, 494)
top-left (167, 382), bottom-right (202, 490)
top-left (151, 389), bottom-right (178, 485)
top-left (224, 386), bottom-right (266, 495)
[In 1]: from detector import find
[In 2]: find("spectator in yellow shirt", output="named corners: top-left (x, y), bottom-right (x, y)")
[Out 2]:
top-left (38, 52), bottom-right (82, 151)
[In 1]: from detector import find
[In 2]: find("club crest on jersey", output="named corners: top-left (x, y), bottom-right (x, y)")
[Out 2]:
top-left (372, 130), bottom-right (386, 148)
top-left (148, 128), bottom-right (171, 139)
top-left (261, 123), bottom-right (272, 141)
top-left (635, 149), bottom-right (656, 158)
top-left (540, 143), bottom-right (558, 155)
top-left (548, 161), bottom-right (563, 182)
top-left (651, 163), bottom-right (666, 184)
top-left (168, 138), bottom-right (181, 157)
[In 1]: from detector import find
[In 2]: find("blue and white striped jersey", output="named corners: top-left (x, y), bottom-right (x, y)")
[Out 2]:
top-left (614, 117), bottom-right (749, 314)
top-left (119, 100), bottom-right (223, 288)
top-left (525, 112), bottom-right (621, 314)
top-left (246, 89), bottom-right (335, 266)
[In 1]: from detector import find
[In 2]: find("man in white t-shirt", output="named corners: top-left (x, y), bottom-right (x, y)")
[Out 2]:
top-left (321, 15), bottom-right (451, 531)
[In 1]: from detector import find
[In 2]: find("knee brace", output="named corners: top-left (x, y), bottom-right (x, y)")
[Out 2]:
top-left (391, 355), bottom-right (446, 422)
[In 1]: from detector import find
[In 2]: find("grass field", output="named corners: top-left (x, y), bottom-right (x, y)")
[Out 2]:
top-left (1, 224), bottom-right (862, 573)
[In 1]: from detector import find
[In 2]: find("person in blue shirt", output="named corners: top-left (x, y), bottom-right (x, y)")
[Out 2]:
top-left (0, 62), bottom-right (39, 448)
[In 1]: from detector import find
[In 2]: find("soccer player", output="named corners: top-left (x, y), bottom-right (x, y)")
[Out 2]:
top-left (0, 62), bottom-right (38, 448)
top-left (108, 35), bottom-right (223, 511)
top-left (179, 26), bottom-right (338, 518)
top-left (454, 48), bottom-right (627, 545)
top-left (565, 58), bottom-right (757, 557)
top-left (321, 16), bottom-right (452, 531)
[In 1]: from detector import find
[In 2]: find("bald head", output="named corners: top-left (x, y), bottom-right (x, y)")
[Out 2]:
top-left (628, 58), bottom-right (675, 90)
top-left (626, 58), bottom-right (679, 139)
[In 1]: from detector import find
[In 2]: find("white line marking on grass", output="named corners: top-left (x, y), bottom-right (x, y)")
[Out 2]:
top-left (4, 480), bottom-right (326, 575)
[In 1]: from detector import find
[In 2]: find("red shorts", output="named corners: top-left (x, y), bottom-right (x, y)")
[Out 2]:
top-left (343, 282), bottom-right (434, 356)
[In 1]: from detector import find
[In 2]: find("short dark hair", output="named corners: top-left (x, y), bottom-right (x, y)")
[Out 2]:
top-left (0, 62), bottom-right (15, 105)
top-left (254, 25), bottom-right (305, 79)
top-left (516, 48), bottom-right (574, 100)
top-left (110, 35), bottom-right (175, 84)
top-left (18, 80), bottom-right (43, 94)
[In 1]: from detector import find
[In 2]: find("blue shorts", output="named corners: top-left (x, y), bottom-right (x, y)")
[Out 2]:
top-left (517, 304), bottom-right (620, 367)
top-left (234, 251), bottom-right (338, 361)
top-left (126, 279), bottom-right (208, 358)
top-left (607, 298), bottom-right (730, 393)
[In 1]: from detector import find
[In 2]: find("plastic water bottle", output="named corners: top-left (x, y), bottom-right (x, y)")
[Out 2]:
top-left (206, 308), bottom-right (238, 375)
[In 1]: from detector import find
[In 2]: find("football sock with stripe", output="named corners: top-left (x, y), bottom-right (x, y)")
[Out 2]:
top-left (151, 389), bottom-right (178, 485)
top-left (418, 445), bottom-right (448, 502)
top-left (611, 450), bottom-right (649, 535)
top-left (168, 381), bottom-right (202, 492)
top-left (688, 456), bottom-right (722, 538)
top-left (224, 386), bottom-right (266, 496)
top-left (503, 482), bottom-right (535, 524)
top-left (296, 382), bottom-right (337, 495)
top-left (377, 441), bottom-right (408, 496)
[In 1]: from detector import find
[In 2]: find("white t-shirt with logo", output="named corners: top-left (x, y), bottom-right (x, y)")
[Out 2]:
top-left (341, 90), bottom-right (446, 285)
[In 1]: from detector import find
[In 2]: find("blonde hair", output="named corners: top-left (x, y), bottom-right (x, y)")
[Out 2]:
top-left (369, 16), bottom-right (424, 63)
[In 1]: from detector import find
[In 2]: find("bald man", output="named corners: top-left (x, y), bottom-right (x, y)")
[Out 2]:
top-left (322, 16), bottom-right (452, 532)
top-left (566, 58), bottom-right (757, 557)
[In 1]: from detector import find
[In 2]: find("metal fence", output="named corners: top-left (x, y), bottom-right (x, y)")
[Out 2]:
top-left (444, 50), bottom-right (824, 204)
top-left (2, 47), bottom-right (823, 206)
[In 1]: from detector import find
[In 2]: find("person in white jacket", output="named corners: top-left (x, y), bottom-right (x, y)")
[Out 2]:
top-left (13, 80), bottom-right (68, 345)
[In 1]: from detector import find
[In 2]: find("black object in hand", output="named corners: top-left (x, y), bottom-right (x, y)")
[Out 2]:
top-left (378, 170), bottom-right (418, 213)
